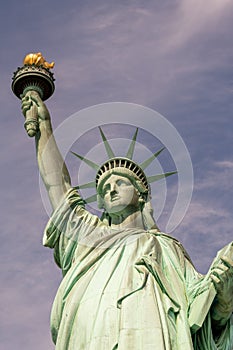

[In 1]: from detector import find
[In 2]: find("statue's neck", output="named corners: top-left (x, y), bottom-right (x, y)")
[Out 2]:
top-left (109, 209), bottom-right (145, 230)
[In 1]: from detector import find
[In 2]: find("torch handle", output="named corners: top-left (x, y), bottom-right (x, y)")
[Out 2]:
top-left (24, 90), bottom-right (40, 137)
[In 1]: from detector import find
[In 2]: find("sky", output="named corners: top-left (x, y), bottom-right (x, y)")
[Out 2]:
top-left (1, 0), bottom-right (233, 349)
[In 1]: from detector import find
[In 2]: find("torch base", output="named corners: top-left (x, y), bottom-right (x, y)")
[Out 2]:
top-left (12, 64), bottom-right (55, 101)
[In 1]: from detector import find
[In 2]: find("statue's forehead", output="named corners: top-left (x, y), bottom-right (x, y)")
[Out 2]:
top-left (97, 170), bottom-right (135, 194)
top-left (103, 173), bottom-right (132, 186)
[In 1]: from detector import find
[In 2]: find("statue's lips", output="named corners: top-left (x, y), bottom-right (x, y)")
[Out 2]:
top-left (110, 195), bottom-right (120, 202)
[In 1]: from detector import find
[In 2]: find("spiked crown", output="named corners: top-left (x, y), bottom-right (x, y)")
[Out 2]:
top-left (96, 157), bottom-right (149, 193)
top-left (72, 126), bottom-right (177, 204)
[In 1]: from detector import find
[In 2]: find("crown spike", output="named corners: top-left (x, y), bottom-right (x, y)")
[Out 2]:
top-left (140, 147), bottom-right (165, 170)
top-left (84, 194), bottom-right (97, 204)
top-left (71, 151), bottom-right (99, 171)
top-left (126, 128), bottom-right (138, 159)
top-left (75, 181), bottom-right (96, 190)
top-left (99, 127), bottom-right (115, 158)
top-left (147, 171), bottom-right (177, 183)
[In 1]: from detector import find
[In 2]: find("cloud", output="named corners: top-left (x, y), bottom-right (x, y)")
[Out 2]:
top-left (42, 0), bottom-right (233, 116)
top-left (194, 160), bottom-right (233, 191)
top-left (163, 0), bottom-right (233, 51)
top-left (215, 160), bottom-right (233, 169)
top-left (155, 155), bottom-right (233, 273)
top-left (172, 195), bottom-right (232, 272)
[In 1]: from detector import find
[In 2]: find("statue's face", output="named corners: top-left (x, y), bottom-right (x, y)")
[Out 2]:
top-left (102, 174), bottom-right (140, 215)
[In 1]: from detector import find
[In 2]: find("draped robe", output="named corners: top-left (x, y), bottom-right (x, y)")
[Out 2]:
top-left (43, 188), bottom-right (233, 349)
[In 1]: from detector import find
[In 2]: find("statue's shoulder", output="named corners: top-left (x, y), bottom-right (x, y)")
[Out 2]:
top-left (150, 230), bottom-right (194, 265)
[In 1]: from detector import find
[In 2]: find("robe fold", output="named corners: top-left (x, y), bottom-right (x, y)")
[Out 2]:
top-left (43, 188), bottom-right (233, 349)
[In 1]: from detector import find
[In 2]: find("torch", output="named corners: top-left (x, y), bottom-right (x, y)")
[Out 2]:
top-left (12, 52), bottom-right (55, 137)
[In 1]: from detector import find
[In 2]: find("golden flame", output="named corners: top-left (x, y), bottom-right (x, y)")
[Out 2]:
top-left (23, 52), bottom-right (54, 69)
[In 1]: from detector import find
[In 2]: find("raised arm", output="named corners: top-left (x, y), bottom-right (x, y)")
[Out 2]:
top-left (22, 91), bottom-right (71, 210)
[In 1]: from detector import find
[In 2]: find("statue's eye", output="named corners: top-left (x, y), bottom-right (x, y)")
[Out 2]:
top-left (116, 179), bottom-right (131, 187)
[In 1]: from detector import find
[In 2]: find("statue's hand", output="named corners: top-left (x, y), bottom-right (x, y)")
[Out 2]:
top-left (21, 91), bottom-right (50, 122)
top-left (210, 256), bottom-right (233, 326)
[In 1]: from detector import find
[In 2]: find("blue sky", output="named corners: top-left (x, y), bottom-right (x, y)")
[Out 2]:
top-left (1, 0), bottom-right (233, 349)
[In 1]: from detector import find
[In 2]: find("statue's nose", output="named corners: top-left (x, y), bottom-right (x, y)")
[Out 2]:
top-left (110, 182), bottom-right (117, 193)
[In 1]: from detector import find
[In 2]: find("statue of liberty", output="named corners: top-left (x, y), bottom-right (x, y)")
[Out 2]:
top-left (21, 91), bottom-right (233, 349)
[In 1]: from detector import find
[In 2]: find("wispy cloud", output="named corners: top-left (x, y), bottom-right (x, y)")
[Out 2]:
top-left (194, 160), bottom-right (233, 191)
top-left (215, 160), bottom-right (233, 169)
top-left (45, 0), bottom-right (233, 115)
top-left (174, 197), bottom-right (233, 272)
top-left (163, 0), bottom-right (233, 51)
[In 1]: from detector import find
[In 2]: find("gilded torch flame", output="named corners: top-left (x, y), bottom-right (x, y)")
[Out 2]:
top-left (23, 52), bottom-right (55, 69)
